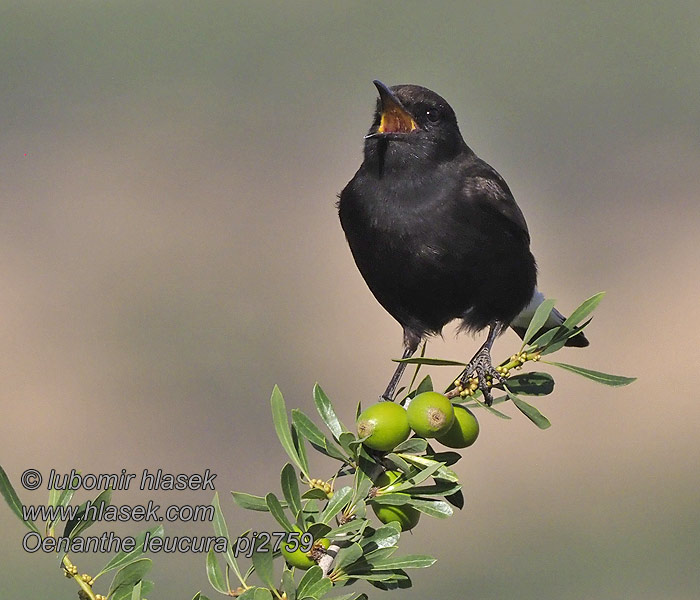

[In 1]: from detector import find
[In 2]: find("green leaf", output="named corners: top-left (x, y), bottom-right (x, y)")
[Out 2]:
top-left (362, 547), bottom-right (398, 563)
top-left (251, 538), bottom-right (275, 589)
top-left (326, 518), bottom-right (367, 538)
top-left (404, 481), bottom-right (462, 498)
top-left (334, 543), bottom-right (364, 571)
top-left (129, 581), bottom-right (142, 600)
top-left (112, 579), bottom-right (154, 600)
top-left (265, 493), bottom-right (294, 532)
top-left (338, 431), bottom-right (356, 456)
top-left (253, 588), bottom-right (273, 600)
top-left (300, 576), bottom-right (333, 599)
top-left (394, 357), bottom-right (467, 366)
top-left (396, 454), bottom-right (458, 483)
top-left (360, 522), bottom-right (401, 551)
top-left (520, 298), bottom-right (557, 346)
top-left (0, 465), bottom-right (40, 534)
top-left (282, 570), bottom-right (296, 600)
top-left (281, 464), bottom-right (302, 518)
top-left (463, 395), bottom-right (512, 419)
top-left (562, 292), bottom-right (605, 329)
top-left (297, 566), bottom-right (323, 598)
top-left (501, 372), bottom-right (555, 396)
top-left (539, 320), bottom-right (592, 355)
top-left (371, 493), bottom-right (413, 506)
top-left (292, 409), bottom-right (348, 462)
top-left (313, 383), bottom-right (345, 440)
top-left (424, 451), bottom-right (462, 466)
top-left (414, 374), bottom-right (434, 394)
top-left (232, 492), bottom-right (277, 512)
top-left (546, 362), bottom-right (636, 386)
top-left (346, 571), bottom-right (407, 582)
top-left (108, 558), bottom-right (152, 599)
top-left (392, 438), bottom-right (427, 454)
top-left (238, 587), bottom-right (260, 600)
top-left (205, 549), bottom-right (228, 593)
top-left (407, 498), bottom-right (453, 518)
top-left (292, 424), bottom-right (310, 478)
top-left (302, 488), bottom-right (329, 501)
top-left (384, 453), bottom-right (412, 474)
top-left (95, 525), bottom-right (164, 579)
top-left (271, 385), bottom-right (302, 470)
top-left (192, 593), bottom-right (211, 600)
top-left (64, 488), bottom-right (112, 539)
top-left (319, 486), bottom-right (353, 524)
top-left (505, 389), bottom-right (551, 429)
top-left (445, 489), bottom-right (464, 509)
top-left (209, 492), bottom-right (245, 585)
top-left (47, 485), bottom-right (78, 534)
top-left (368, 555), bottom-right (436, 569)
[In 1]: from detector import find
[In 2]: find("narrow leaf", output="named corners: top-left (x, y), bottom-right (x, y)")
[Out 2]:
top-left (265, 493), bottom-right (294, 532)
top-left (65, 488), bottom-right (112, 539)
top-left (281, 464), bottom-right (302, 518)
top-left (407, 498), bottom-right (453, 518)
top-left (392, 438), bottom-right (427, 454)
top-left (394, 357), bottom-right (467, 366)
top-left (253, 588), bottom-right (273, 600)
top-left (95, 525), bottom-right (163, 579)
top-left (282, 570), bottom-right (296, 600)
top-left (505, 389), bottom-right (551, 429)
top-left (521, 298), bottom-right (557, 346)
top-left (251, 538), bottom-right (275, 589)
top-left (334, 543), bottom-right (364, 571)
top-left (369, 555), bottom-right (436, 569)
top-left (0, 465), bottom-right (40, 533)
top-left (414, 374), bottom-right (433, 394)
top-left (501, 372), bottom-right (555, 396)
top-left (547, 362), bottom-right (636, 386)
top-left (371, 493), bottom-right (412, 506)
top-left (319, 486), bottom-right (353, 524)
top-left (271, 385), bottom-right (301, 468)
top-left (232, 492), bottom-right (277, 512)
top-left (205, 549), bottom-right (228, 593)
top-left (562, 292), bottom-right (605, 329)
top-left (292, 424), bottom-right (310, 478)
top-left (108, 558), bottom-right (152, 598)
top-left (130, 581), bottom-right (142, 600)
top-left (297, 566), bottom-right (323, 598)
top-left (313, 384), bottom-right (345, 439)
top-left (301, 577), bottom-right (333, 599)
top-left (292, 409), bottom-right (348, 462)
top-left (209, 493), bottom-right (243, 584)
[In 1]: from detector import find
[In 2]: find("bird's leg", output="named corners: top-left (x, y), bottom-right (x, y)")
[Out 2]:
top-left (459, 322), bottom-right (507, 406)
top-left (381, 333), bottom-right (420, 401)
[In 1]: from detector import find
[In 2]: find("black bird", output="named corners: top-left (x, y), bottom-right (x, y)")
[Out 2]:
top-left (338, 81), bottom-right (588, 404)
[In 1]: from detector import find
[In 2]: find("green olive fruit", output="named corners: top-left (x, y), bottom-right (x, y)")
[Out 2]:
top-left (372, 502), bottom-right (421, 531)
top-left (371, 470), bottom-right (421, 531)
top-left (281, 527), bottom-right (331, 570)
top-left (407, 391), bottom-right (455, 438)
top-left (356, 402), bottom-right (410, 451)
top-left (436, 405), bottom-right (480, 448)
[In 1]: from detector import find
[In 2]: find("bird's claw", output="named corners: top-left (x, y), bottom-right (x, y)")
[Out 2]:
top-left (458, 348), bottom-right (506, 406)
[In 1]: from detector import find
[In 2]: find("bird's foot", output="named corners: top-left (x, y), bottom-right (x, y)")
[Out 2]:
top-left (456, 348), bottom-right (506, 406)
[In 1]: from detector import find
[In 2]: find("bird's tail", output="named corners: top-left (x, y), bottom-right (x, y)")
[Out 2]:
top-left (510, 290), bottom-right (590, 348)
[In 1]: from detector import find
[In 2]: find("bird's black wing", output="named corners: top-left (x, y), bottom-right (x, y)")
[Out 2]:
top-left (460, 159), bottom-right (531, 243)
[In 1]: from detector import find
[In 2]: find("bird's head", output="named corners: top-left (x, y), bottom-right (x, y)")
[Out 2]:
top-left (364, 81), bottom-right (466, 166)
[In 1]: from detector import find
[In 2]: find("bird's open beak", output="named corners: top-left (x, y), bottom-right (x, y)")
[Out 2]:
top-left (366, 80), bottom-right (417, 138)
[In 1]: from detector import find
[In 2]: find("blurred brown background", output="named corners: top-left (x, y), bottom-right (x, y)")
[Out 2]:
top-left (1, 2), bottom-right (698, 599)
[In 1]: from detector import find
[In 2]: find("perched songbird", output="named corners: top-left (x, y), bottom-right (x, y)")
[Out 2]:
top-left (338, 81), bottom-right (588, 404)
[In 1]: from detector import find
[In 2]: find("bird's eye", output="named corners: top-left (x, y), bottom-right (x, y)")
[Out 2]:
top-left (425, 109), bottom-right (440, 123)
